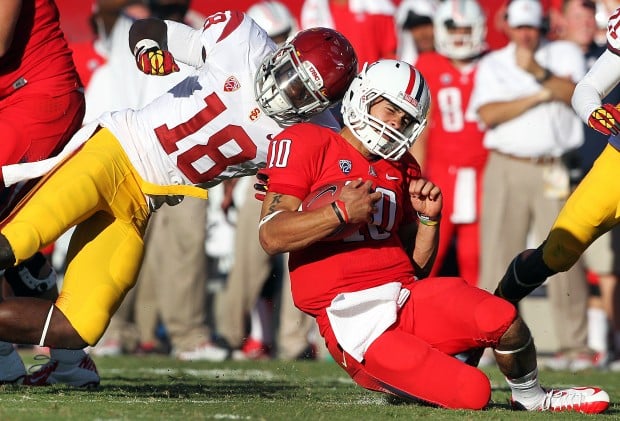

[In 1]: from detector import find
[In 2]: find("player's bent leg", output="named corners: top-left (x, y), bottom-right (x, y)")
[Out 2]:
top-left (495, 246), bottom-right (555, 304)
top-left (363, 330), bottom-right (491, 410)
top-left (0, 299), bottom-right (86, 348)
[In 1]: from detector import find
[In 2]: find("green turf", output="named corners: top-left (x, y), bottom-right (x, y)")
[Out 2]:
top-left (1, 352), bottom-right (618, 420)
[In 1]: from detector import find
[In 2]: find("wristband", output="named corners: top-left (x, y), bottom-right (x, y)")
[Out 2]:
top-left (133, 39), bottom-right (160, 58)
top-left (536, 67), bottom-right (552, 84)
top-left (417, 211), bottom-right (440, 226)
top-left (331, 201), bottom-right (349, 224)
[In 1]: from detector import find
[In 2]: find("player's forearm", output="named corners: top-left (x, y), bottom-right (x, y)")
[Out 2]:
top-left (572, 50), bottom-right (620, 122)
top-left (411, 223), bottom-right (439, 279)
top-left (477, 93), bottom-right (548, 128)
top-left (258, 207), bottom-right (344, 255)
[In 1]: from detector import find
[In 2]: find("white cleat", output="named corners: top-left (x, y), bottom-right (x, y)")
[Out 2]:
top-left (512, 387), bottom-right (609, 414)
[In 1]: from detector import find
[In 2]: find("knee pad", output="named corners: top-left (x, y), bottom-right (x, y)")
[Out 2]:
top-left (475, 296), bottom-right (517, 343)
top-left (4, 252), bottom-right (57, 297)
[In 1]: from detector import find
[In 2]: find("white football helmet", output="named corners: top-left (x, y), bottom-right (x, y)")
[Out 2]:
top-left (341, 59), bottom-right (430, 161)
top-left (433, 0), bottom-right (487, 60)
top-left (247, 1), bottom-right (298, 45)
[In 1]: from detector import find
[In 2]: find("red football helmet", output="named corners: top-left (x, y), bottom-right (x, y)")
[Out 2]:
top-left (255, 27), bottom-right (358, 126)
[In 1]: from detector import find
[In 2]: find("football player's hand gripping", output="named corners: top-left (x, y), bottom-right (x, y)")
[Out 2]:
top-left (134, 39), bottom-right (180, 76)
top-left (338, 179), bottom-right (382, 225)
top-left (409, 178), bottom-right (442, 221)
top-left (588, 103), bottom-right (620, 136)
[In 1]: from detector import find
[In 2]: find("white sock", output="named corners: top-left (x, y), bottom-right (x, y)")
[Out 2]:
top-left (50, 348), bottom-right (86, 365)
top-left (0, 341), bottom-right (15, 356)
top-left (506, 368), bottom-right (546, 410)
top-left (588, 307), bottom-right (609, 352)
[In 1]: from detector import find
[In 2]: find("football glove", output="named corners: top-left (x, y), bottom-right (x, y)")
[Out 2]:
top-left (134, 41), bottom-right (179, 76)
top-left (254, 171), bottom-right (269, 201)
top-left (587, 103), bottom-right (620, 136)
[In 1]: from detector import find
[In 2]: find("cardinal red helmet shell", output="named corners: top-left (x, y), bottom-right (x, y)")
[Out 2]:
top-left (255, 27), bottom-right (358, 126)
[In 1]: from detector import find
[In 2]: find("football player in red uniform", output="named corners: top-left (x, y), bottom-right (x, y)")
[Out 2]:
top-left (257, 59), bottom-right (609, 413)
top-left (414, 0), bottom-right (488, 285)
top-left (0, 0), bottom-right (97, 387)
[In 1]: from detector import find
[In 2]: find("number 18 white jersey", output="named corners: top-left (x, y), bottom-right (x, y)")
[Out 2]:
top-left (98, 10), bottom-right (284, 189)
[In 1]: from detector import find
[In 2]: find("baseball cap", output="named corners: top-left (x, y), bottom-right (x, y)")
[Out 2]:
top-left (506, 0), bottom-right (543, 28)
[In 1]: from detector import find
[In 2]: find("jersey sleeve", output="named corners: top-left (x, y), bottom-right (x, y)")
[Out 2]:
top-left (572, 49), bottom-right (620, 122)
top-left (166, 11), bottom-right (273, 71)
top-left (264, 124), bottom-right (329, 200)
top-left (607, 7), bottom-right (620, 55)
top-left (165, 19), bottom-right (204, 68)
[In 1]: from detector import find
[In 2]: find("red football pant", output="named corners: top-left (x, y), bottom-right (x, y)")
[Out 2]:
top-left (317, 277), bottom-right (517, 410)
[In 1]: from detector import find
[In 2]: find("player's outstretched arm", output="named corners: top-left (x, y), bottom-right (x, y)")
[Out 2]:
top-left (129, 18), bottom-right (179, 76)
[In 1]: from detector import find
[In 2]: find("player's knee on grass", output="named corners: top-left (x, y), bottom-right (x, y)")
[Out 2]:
top-left (365, 331), bottom-right (491, 410)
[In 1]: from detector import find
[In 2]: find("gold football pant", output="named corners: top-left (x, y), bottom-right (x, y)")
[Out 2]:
top-left (1, 128), bottom-right (151, 345)
top-left (544, 143), bottom-right (620, 272)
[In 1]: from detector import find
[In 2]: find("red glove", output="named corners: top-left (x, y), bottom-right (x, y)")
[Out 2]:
top-left (254, 171), bottom-right (269, 201)
top-left (135, 42), bottom-right (179, 76)
top-left (588, 103), bottom-right (620, 136)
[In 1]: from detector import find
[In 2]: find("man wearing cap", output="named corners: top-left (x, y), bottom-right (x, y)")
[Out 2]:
top-left (468, 0), bottom-right (594, 370)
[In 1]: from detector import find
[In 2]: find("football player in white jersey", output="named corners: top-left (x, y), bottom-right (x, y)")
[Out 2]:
top-left (0, 10), bottom-right (357, 363)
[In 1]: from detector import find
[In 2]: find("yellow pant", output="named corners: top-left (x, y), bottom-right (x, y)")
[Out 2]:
top-left (544, 143), bottom-right (620, 272)
top-left (1, 128), bottom-right (151, 345)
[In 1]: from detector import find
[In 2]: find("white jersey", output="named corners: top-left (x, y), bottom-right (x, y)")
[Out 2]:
top-left (1, 11), bottom-right (339, 193)
top-left (98, 11), bottom-right (282, 189)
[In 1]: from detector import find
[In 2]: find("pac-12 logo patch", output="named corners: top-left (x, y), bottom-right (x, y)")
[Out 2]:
top-left (339, 159), bottom-right (352, 174)
top-left (224, 76), bottom-right (240, 92)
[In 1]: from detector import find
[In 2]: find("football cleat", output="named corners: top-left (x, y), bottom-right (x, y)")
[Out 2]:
top-left (0, 348), bottom-right (26, 384)
top-left (511, 387), bottom-right (609, 414)
top-left (22, 354), bottom-right (100, 388)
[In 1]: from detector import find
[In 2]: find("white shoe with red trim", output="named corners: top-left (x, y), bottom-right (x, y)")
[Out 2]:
top-left (512, 387), bottom-right (609, 414)
top-left (22, 354), bottom-right (100, 388)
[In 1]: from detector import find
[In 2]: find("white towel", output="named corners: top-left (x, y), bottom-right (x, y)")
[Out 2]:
top-left (326, 282), bottom-right (410, 362)
top-left (450, 167), bottom-right (476, 224)
top-left (2, 122), bottom-right (99, 188)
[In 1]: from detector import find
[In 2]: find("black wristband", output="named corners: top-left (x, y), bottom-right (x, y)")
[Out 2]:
top-left (536, 67), bottom-right (552, 84)
top-left (331, 201), bottom-right (346, 225)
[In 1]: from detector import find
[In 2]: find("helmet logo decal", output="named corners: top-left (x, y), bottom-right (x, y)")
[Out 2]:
top-left (303, 61), bottom-right (324, 88)
top-left (224, 76), bottom-right (240, 92)
top-left (339, 159), bottom-right (352, 174)
top-left (401, 92), bottom-right (419, 109)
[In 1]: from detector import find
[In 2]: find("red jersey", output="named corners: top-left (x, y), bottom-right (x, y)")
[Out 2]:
top-left (264, 123), bottom-right (421, 316)
top-left (329, 3), bottom-right (397, 70)
top-left (415, 52), bottom-right (487, 168)
top-left (0, 0), bottom-right (82, 99)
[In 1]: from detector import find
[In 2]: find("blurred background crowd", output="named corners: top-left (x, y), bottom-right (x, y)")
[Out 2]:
top-left (41, 0), bottom-right (620, 372)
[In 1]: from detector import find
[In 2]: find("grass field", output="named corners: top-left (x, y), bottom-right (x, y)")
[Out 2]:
top-left (1, 351), bottom-right (619, 420)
